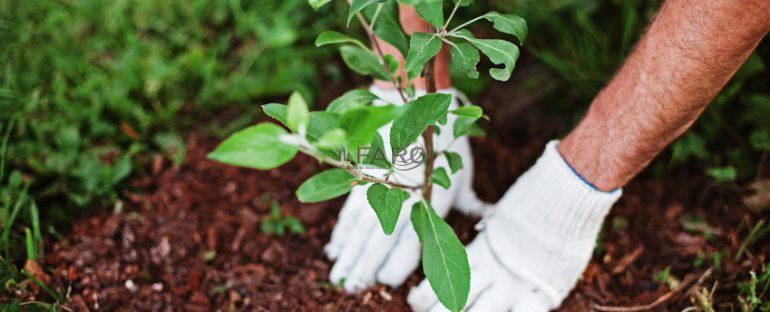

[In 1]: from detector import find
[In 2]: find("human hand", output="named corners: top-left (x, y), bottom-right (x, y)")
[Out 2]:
top-left (408, 141), bottom-right (621, 311)
top-left (325, 85), bottom-right (491, 292)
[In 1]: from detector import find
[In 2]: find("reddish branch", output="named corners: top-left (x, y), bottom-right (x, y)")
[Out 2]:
top-left (421, 57), bottom-right (437, 201)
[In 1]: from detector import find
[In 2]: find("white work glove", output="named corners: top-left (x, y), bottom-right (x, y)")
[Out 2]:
top-left (408, 141), bottom-right (622, 311)
top-left (325, 86), bottom-right (491, 292)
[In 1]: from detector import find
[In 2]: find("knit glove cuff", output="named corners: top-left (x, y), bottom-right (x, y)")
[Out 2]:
top-left (484, 140), bottom-right (622, 306)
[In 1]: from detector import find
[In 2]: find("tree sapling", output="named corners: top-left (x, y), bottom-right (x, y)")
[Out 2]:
top-left (209, 1), bottom-right (526, 310)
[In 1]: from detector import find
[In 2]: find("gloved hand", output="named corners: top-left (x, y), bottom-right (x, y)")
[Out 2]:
top-left (408, 141), bottom-right (622, 311)
top-left (325, 85), bottom-right (491, 292)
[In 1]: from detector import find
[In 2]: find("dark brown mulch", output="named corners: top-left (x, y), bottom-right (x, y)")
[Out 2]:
top-left (32, 131), bottom-right (768, 311)
top-left (22, 79), bottom-right (770, 310)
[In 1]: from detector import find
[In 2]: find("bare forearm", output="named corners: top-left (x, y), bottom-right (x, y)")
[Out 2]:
top-left (559, 0), bottom-right (770, 191)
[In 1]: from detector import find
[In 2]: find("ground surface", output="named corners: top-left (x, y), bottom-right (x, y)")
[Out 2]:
top-left (18, 84), bottom-right (770, 311)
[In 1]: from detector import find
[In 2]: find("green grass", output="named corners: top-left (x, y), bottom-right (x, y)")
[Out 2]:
top-left (739, 265), bottom-right (770, 311)
top-left (0, 0), bottom-right (346, 300)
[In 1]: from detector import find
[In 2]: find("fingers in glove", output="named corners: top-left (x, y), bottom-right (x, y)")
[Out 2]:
top-left (509, 295), bottom-right (551, 312)
top-left (427, 303), bottom-right (451, 312)
top-left (407, 278), bottom-right (439, 312)
top-left (375, 224), bottom-right (421, 286)
top-left (325, 187), bottom-right (368, 260)
top-left (506, 280), bottom-right (552, 312)
top-left (449, 138), bottom-right (493, 217)
top-left (466, 283), bottom-right (519, 312)
top-left (328, 219), bottom-right (375, 289)
top-left (456, 266), bottom-right (494, 312)
top-left (344, 212), bottom-right (411, 292)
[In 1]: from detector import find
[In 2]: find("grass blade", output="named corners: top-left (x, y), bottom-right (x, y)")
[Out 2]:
top-left (2, 180), bottom-right (30, 258)
top-left (25, 228), bottom-right (36, 260)
top-left (0, 114), bottom-right (17, 184)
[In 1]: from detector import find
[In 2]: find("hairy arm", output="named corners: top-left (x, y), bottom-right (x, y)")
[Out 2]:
top-left (559, 0), bottom-right (770, 191)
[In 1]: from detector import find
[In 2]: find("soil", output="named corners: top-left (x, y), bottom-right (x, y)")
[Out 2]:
top-left (17, 82), bottom-right (770, 311)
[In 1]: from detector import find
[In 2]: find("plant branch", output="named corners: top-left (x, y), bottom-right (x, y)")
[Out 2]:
top-left (421, 56), bottom-right (438, 201)
top-left (328, 154), bottom-right (422, 190)
top-left (348, 0), bottom-right (409, 104)
top-left (293, 137), bottom-right (422, 190)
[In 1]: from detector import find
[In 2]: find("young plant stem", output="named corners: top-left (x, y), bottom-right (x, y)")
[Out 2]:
top-left (348, 0), bottom-right (409, 104)
top-left (443, 1), bottom-right (461, 31)
top-left (449, 15), bottom-right (486, 34)
top-left (295, 140), bottom-right (421, 190)
top-left (421, 57), bottom-right (438, 201)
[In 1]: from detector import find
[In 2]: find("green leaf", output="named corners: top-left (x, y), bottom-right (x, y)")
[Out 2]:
top-left (430, 167), bottom-right (451, 189)
top-left (364, 0), bottom-right (409, 56)
top-left (262, 104), bottom-right (340, 142)
top-left (467, 123), bottom-right (486, 137)
top-left (366, 184), bottom-right (409, 234)
top-left (707, 166), bottom-right (737, 183)
top-left (384, 54), bottom-right (399, 75)
top-left (444, 151), bottom-right (463, 174)
top-left (348, 0), bottom-right (385, 26)
top-left (296, 169), bottom-right (356, 203)
top-left (286, 217), bottom-right (306, 234)
top-left (307, 112), bottom-right (341, 141)
top-left (438, 114), bottom-right (447, 125)
top-left (452, 116), bottom-right (478, 139)
top-left (450, 105), bottom-right (482, 118)
top-left (404, 33), bottom-right (443, 74)
top-left (315, 31), bottom-right (368, 50)
top-left (308, 0), bottom-right (332, 10)
top-left (412, 0), bottom-right (444, 28)
top-left (316, 129), bottom-right (348, 149)
top-left (262, 103), bottom-right (288, 123)
top-left (208, 123), bottom-right (298, 170)
top-left (391, 93), bottom-right (452, 154)
top-left (339, 45), bottom-right (390, 81)
top-left (326, 89), bottom-right (379, 114)
top-left (411, 201), bottom-right (470, 312)
top-left (361, 132), bottom-right (391, 168)
top-left (340, 105), bottom-right (403, 150)
top-left (449, 42), bottom-right (480, 79)
top-left (452, 30), bottom-right (519, 81)
top-left (287, 92), bottom-right (310, 133)
top-left (481, 12), bottom-right (527, 44)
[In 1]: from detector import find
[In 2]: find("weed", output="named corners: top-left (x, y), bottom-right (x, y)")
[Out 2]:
top-left (738, 265), bottom-right (770, 311)
top-left (261, 202), bottom-right (305, 237)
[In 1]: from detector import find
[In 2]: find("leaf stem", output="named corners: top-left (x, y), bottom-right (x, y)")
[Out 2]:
top-left (370, 3), bottom-right (384, 29)
top-left (442, 2), bottom-right (461, 31)
top-left (449, 15), bottom-right (486, 34)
